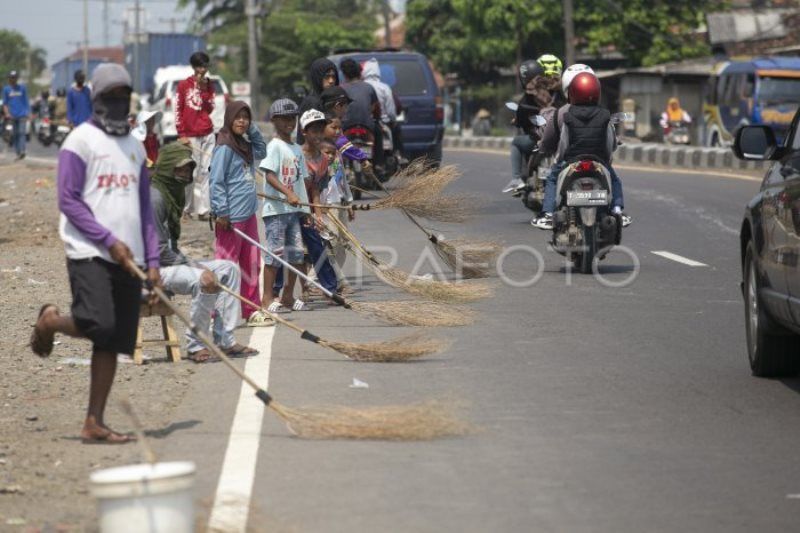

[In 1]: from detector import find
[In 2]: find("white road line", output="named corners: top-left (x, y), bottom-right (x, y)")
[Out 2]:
top-left (208, 326), bottom-right (275, 533)
top-left (651, 251), bottom-right (709, 267)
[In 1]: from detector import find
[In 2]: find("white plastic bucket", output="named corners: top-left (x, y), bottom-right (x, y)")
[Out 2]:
top-left (89, 461), bottom-right (196, 533)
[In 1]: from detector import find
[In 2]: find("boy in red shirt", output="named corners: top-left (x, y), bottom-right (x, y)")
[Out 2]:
top-left (176, 51), bottom-right (215, 220)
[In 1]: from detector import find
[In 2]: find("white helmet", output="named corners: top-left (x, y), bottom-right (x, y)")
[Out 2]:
top-left (561, 64), bottom-right (595, 95)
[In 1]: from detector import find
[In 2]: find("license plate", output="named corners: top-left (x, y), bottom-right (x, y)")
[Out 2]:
top-left (567, 190), bottom-right (608, 206)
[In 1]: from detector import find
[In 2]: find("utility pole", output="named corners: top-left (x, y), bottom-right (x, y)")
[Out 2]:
top-left (381, 1), bottom-right (392, 48)
top-left (563, 0), bottom-right (576, 66)
top-left (83, 0), bottom-right (89, 74)
top-left (134, 0), bottom-right (141, 93)
top-left (245, 0), bottom-right (260, 115)
top-left (103, 0), bottom-right (109, 46)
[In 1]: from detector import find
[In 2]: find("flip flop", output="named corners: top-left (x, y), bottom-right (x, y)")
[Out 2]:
top-left (29, 304), bottom-right (57, 358)
top-left (81, 431), bottom-right (136, 445)
top-left (187, 349), bottom-right (219, 364)
top-left (224, 343), bottom-right (259, 357)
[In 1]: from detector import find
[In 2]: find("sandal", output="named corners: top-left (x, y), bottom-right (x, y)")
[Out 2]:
top-left (188, 348), bottom-right (219, 363)
top-left (248, 310), bottom-right (276, 326)
top-left (30, 304), bottom-right (58, 357)
top-left (225, 343), bottom-right (259, 357)
top-left (266, 301), bottom-right (288, 314)
top-left (291, 299), bottom-right (306, 311)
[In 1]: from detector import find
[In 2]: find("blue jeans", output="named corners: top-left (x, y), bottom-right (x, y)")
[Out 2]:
top-left (273, 220), bottom-right (338, 296)
top-left (11, 118), bottom-right (26, 155)
top-left (542, 160), bottom-right (624, 214)
top-left (510, 135), bottom-right (536, 181)
top-left (262, 213), bottom-right (304, 266)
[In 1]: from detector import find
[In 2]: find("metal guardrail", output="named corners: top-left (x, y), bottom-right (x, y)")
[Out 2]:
top-left (443, 136), bottom-right (769, 173)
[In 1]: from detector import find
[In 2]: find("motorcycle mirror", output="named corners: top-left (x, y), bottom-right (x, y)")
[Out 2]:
top-left (529, 115), bottom-right (547, 127)
top-left (505, 102), bottom-right (519, 112)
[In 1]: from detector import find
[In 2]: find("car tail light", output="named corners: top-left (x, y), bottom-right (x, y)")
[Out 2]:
top-left (164, 97), bottom-right (172, 111)
top-left (576, 160), bottom-right (594, 173)
top-left (435, 95), bottom-right (444, 122)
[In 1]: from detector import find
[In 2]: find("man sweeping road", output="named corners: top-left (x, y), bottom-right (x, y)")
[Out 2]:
top-left (29, 63), bottom-right (160, 444)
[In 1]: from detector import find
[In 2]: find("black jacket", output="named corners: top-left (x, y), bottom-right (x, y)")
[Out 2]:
top-left (561, 105), bottom-right (612, 164)
top-left (298, 58), bottom-right (340, 142)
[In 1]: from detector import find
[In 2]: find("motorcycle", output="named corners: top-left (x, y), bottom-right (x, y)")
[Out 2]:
top-left (380, 111), bottom-right (407, 179)
top-left (53, 124), bottom-right (71, 147)
top-left (2, 119), bottom-right (32, 147)
top-left (665, 120), bottom-right (690, 145)
top-left (36, 116), bottom-right (54, 146)
top-left (505, 102), bottom-right (550, 213)
top-left (549, 112), bottom-right (630, 274)
top-left (343, 125), bottom-right (374, 200)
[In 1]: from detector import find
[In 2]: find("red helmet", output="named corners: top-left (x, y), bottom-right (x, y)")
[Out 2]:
top-left (567, 72), bottom-right (601, 105)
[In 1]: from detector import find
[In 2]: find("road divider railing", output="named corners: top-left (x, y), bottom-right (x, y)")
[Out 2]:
top-left (442, 136), bottom-right (769, 173)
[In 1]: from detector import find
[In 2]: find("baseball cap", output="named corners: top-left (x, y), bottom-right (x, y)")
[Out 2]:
top-left (91, 63), bottom-right (132, 100)
top-left (269, 98), bottom-right (299, 118)
top-left (8, 70), bottom-right (18, 78)
top-left (300, 109), bottom-right (326, 131)
top-left (131, 110), bottom-right (163, 141)
top-left (320, 86), bottom-right (352, 109)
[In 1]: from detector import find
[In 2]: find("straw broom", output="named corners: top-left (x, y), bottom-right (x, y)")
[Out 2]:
top-left (359, 172), bottom-right (503, 278)
top-left (326, 213), bottom-right (493, 303)
top-left (126, 262), bottom-right (467, 439)
top-left (230, 229), bottom-right (473, 328)
top-left (216, 282), bottom-right (450, 362)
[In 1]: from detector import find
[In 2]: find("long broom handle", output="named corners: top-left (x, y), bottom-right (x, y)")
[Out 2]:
top-left (324, 212), bottom-right (379, 265)
top-left (257, 192), bottom-right (350, 211)
top-left (126, 261), bottom-right (274, 407)
top-left (232, 227), bottom-right (348, 306)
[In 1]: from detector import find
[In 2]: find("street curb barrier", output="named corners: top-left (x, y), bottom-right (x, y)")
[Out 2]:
top-left (443, 136), bottom-right (769, 173)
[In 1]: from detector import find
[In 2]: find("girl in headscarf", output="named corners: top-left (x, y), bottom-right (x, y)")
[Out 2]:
top-left (209, 101), bottom-right (271, 326)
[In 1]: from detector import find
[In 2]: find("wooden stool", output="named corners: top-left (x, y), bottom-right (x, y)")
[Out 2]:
top-left (134, 300), bottom-right (182, 365)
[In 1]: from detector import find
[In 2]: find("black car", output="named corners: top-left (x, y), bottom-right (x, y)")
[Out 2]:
top-left (734, 113), bottom-right (800, 377)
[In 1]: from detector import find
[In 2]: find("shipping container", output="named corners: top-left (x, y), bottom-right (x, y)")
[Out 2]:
top-left (50, 47), bottom-right (125, 92)
top-left (125, 33), bottom-right (206, 95)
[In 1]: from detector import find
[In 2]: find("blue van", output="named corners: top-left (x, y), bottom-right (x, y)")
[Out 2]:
top-left (328, 50), bottom-right (444, 162)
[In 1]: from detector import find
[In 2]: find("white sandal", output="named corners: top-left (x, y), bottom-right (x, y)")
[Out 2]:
top-left (266, 300), bottom-right (287, 314)
top-left (292, 299), bottom-right (306, 311)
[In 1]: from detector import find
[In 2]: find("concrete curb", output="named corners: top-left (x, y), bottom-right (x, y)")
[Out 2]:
top-left (443, 136), bottom-right (769, 173)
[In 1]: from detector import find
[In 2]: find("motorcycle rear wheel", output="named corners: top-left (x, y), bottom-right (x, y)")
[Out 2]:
top-left (579, 225), bottom-right (598, 274)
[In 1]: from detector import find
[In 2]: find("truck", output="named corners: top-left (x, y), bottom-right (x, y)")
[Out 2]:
top-left (124, 33), bottom-right (206, 96)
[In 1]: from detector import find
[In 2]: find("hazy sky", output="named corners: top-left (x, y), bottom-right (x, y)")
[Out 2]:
top-left (3, 0), bottom-right (408, 69)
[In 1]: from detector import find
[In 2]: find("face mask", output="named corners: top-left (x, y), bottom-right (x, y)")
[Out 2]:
top-left (93, 95), bottom-right (131, 136)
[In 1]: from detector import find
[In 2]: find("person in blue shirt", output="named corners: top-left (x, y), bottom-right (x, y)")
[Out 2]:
top-left (66, 70), bottom-right (92, 127)
top-left (2, 70), bottom-right (30, 160)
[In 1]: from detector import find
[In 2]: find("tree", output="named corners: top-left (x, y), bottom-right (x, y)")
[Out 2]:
top-left (0, 30), bottom-right (47, 81)
top-left (406, 0), bottom-right (724, 82)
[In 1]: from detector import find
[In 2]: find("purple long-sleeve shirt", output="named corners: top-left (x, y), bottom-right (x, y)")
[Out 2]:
top-left (57, 140), bottom-right (160, 269)
top-left (336, 134), bottom-right (369, 162)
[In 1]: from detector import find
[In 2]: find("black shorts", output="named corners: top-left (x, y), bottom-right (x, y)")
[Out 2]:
top-left (67, 258), bottom-right (142, 355)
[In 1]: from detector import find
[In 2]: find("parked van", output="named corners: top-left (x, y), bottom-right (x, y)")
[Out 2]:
top-left (147, 65), bottom-right (229, 142)
top-left (328, 50), bottom-right (444, 162)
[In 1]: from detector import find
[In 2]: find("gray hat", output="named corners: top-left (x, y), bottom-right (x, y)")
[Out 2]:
top-left (269, 98), bottom-right (299, 118)
top-left (91, 63), bottom-right (132, 101)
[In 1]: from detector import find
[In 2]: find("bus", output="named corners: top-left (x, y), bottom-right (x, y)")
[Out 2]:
top-left (703, 57), bottom-right (800, 147)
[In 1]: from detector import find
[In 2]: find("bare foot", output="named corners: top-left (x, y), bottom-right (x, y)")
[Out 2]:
top-left (30, 304), bottom-right (58, 357)
top-left (80, 421), bottom-right (136, 444)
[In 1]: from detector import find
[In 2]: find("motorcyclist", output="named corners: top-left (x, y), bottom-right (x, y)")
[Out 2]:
top-left (532, 68), bottom-right (631, 230)
top-left (340, 58), bottom-right (383, 175)
top-left (362, 57), bottom-right (408, 166)
top-left (53, 88), bottom-right (68, 126)
top-left (503, 54), bottom-right (565, 193)
top-left (659, 97), bottom-right (691, 133)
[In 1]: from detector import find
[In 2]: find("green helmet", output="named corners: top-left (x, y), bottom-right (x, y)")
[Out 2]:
top-left (537, 54), bottom-right (563, 77)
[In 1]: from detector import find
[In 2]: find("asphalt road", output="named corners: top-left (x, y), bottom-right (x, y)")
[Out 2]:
top-left (127, 149), bottom-right (799, 531)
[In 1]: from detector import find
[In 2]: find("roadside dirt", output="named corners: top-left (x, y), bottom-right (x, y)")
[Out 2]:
top-left (0, 161), bottom-right (212, 531)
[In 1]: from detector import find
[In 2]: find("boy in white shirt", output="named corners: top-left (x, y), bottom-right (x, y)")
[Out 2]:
top-left (260, 99), bottom-right (311, 312)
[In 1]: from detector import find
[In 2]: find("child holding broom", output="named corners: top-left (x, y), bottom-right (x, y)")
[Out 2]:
top-left (260, 99), bottom-right (310, 313)
top-left (209, 101), bottom-right (271, 326)
top-left (30, 64), bottom-right (160, 444)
